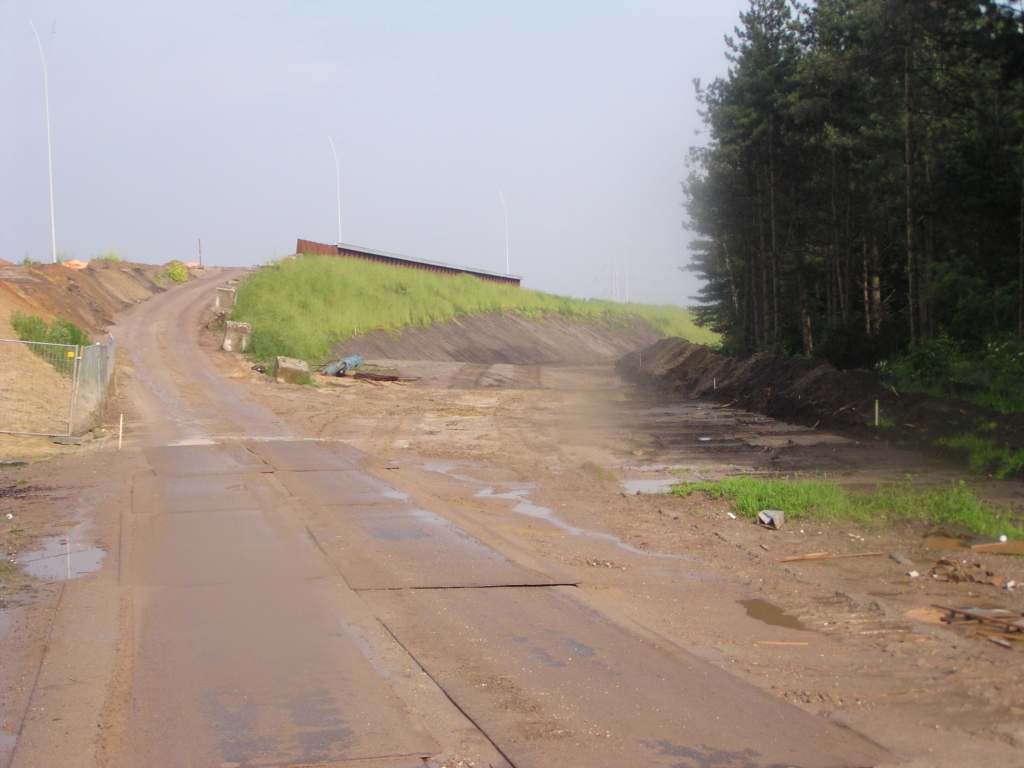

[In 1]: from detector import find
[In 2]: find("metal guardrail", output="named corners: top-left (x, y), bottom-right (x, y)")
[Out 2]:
top-left (0, 335), bottom-right (114, 437)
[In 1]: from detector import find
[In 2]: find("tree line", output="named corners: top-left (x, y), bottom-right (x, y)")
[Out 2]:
top-left (685, 0), bottom-right (1024, 367)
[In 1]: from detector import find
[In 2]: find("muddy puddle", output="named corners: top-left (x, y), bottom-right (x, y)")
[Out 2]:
top-left (621, 478), bottom-right (676, 495)
top-left (421, 462), bottom-right (687, 560)
top-left (738, 599), bottom-right (806, 631)
top-left (18, 535), bottom-right (105, 581)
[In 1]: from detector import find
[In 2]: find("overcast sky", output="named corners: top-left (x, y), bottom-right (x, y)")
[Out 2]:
top-left (1, 1), bottom-right (747, 305)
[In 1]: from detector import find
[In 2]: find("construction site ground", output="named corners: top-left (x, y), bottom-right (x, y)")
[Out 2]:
top-left (1, 270), bottom-right (1023, 767)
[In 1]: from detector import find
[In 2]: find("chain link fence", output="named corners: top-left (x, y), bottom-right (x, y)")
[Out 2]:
top-left (0, 335), bottom-right (115, 437)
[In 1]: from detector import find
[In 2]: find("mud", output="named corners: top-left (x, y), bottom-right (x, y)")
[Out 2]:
top-left (3, 275), bottom-right (1024, 766)
top-left (618, 337), bottom-right (1024, 476)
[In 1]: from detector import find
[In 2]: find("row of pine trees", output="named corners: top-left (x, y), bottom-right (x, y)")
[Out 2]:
top-left (685, 0), bottom-right (1024, 367)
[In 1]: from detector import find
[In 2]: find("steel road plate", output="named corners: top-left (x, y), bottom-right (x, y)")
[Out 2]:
top-left (305, 503), bottom-right (567, 590)
top-left (243, 439), bottom-right (363, 471)
top-left (365, 586), bottom-right (889, 768)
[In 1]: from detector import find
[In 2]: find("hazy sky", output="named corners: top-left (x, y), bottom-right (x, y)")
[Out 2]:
top-left (1, 1), bottom-right (748, 305)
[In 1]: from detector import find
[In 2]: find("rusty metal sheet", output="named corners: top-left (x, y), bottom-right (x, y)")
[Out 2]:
top-left (243, 438), bottom-right (362, 471)
top-left (122, 579), bottom-right (436, 767)
top-left (133, 508), bottom-right (333, 587)
top-left (306, 504), bottom-right (567, 590)
top-left (132, 472), bottom-right (262, 514)
top-left (275, 470), bottom-right (410, 506)
top-left (365, 587), bottom-right (889, 768)
top-left (144, 443), bottom-right (267, 476)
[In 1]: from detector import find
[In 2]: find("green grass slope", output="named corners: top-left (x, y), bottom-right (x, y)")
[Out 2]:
top-left (232, 255), bottom-right (717, 362)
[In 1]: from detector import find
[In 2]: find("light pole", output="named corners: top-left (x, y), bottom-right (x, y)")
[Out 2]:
top-left (31, 21), bottom-right (57, 264)
top-left (328, 135), bottom-right (342, 244)
top-left (498, 190), bottom-right (509, 274)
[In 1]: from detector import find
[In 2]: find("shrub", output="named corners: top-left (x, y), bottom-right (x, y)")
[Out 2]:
top-left (164, 261), bottom-right (189, 284)
top-left (93, 250), bottom-right (123, 262)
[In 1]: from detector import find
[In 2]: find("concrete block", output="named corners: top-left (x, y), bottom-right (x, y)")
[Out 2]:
top-left (222, 321), bottom-right (251, 353)
top-left (215, 286), bottom-right (236, 310)
top-left (272, 356), bottom-right (309, 384)
top-left (207, 307), bottom-right (229, 329)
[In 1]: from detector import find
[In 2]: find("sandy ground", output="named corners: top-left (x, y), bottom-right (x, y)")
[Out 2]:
top-left (203, 337), bottom-right (1024, 766)
top-left (1, 274), bottom-right (1022, 766)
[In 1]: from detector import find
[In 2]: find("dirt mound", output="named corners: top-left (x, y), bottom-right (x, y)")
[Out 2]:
top-left (618, 338), bottom-right (1024, 472)
top-left (0, 260), bottom-right (172, 338)
top-left (332, 312), bottom-right (663, 365)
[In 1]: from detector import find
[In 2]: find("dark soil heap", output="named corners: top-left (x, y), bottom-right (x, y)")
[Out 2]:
top-left (618, 338), bottom-right (1024, 475)
top-left (334, 312), bottom-right (663, 366)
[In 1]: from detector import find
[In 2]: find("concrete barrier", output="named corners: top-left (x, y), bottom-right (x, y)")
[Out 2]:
top-left (272, 356), bottom-right (309, 384)
top-left (215, 286), bottom-right (236, 311)
top-left (222, 321), bottom-right (251, 353)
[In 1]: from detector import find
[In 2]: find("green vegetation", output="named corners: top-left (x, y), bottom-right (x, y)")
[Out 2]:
top-left (878, 336), bottom-right (1024, 414)
top-left (92, 249), bottom-right (123, 262)
top-left (686, 2), bottom-right (1024, 371)
top-left (232, 255), bottom-right (717, 362)
top-left (672, 476), bottom-right (1023, 540)
top-left (0, 559), bottom-right (15, 583)
top-left (9, 312), bottom-right (89, 376)
top-left (162, 260), bottom-right (189, 284)
top-left (940, 435), bottom-right (1024, 480)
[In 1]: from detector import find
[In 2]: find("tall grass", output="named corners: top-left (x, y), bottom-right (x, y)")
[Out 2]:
top-left (232, 255), bottom-right (717, 362)
top-left (673, 476), bottom-right (1023, 539)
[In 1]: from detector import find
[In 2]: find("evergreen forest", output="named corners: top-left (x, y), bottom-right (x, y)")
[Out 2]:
top-left (685, 0), bottom-right (1024, 398)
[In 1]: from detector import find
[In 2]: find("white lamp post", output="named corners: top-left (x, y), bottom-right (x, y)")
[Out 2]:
top-left (31, 21), bottom-right (57, 264)
top-left (328, 135), bottom-right (342, 244)
top-left (498, 190), bottom-right (509, 274)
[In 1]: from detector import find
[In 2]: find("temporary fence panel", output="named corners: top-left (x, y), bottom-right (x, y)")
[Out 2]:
top-left (70, 335), bottom-right (115, 435)
top-left (0, 335), bottom-right (115, 437)
top-left (0, 339), bottom-right (79, 436)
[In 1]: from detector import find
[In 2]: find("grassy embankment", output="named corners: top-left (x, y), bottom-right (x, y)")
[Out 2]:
top-left (673, 476), bottom-right (1023, 540)
top-left (232, 255), bottom-right (717, 362)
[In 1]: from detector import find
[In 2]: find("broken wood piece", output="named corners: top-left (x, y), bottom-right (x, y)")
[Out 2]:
top-left (968, 540), bottom-right (1024, 555)
top-left (753, 641), bottom-right (808, 646)
top-left (775, 551), bottom-right (884, 563)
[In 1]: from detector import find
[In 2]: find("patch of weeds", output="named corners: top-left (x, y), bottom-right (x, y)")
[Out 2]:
top-left (579, 461), bottom-right (615, 482)
top-left (92, 249), bottom-right (123, 262)
top-left (10, 312), bottom-right (90, 348)
top-left (671, 476), bottom-right (1022, 540)
top-left (940, 434), bottom-right (1024, 479)
top-left (159, 260), bottom-right (189, 284)
top-left (0, 559), bottom-right (16, 582)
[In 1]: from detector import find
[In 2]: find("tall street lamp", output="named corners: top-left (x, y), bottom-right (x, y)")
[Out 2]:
top-left (31, 20), bottom-right (57, 264)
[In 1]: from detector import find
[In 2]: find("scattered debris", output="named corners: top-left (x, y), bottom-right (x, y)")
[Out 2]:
top-left (251, 364), bottom-right (267, 374)
top-left (757, 510), bottom-right (785, 529)
top-left (889, 552), bottom-right (914, 566)
top-left (934, 605), bottom-right (1024, 648)
top-left (759, 544), bottom-right (770, 552)
top-left (324, 354), bottom-right (363, 377)
top-left (908, 570), bottom-right (920, 578)
top-left (585, 558), bottom-right (626, 569)
top-left (726, 512), bottom-right (737, 520)
top-left (927, 559), bottom-right (1006, 588)
top-left (775, 551), bottom-right (884, 563)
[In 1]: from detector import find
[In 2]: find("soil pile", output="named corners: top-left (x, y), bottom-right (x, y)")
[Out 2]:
top-left (618, 338), bottom-right (1024, 470)
top-left (332, 312), bottom-right (663, 365)
top-left (0, 260), bottom-right (173, 337)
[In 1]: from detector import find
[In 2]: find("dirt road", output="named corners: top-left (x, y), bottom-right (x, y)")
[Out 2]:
top-left (2, 272), bottom-right (1023, 767)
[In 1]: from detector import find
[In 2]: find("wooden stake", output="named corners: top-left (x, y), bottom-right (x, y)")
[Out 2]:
top-left (776, 551), bottom-right (884, 563)
top-left (875, 400), bottom-right (879, 427)
top-left (118, 413), bottom-right (123, 451)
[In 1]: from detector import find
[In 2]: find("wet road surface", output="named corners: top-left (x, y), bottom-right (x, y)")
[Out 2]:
top-left (28, 273), bottom-right (891, 766)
